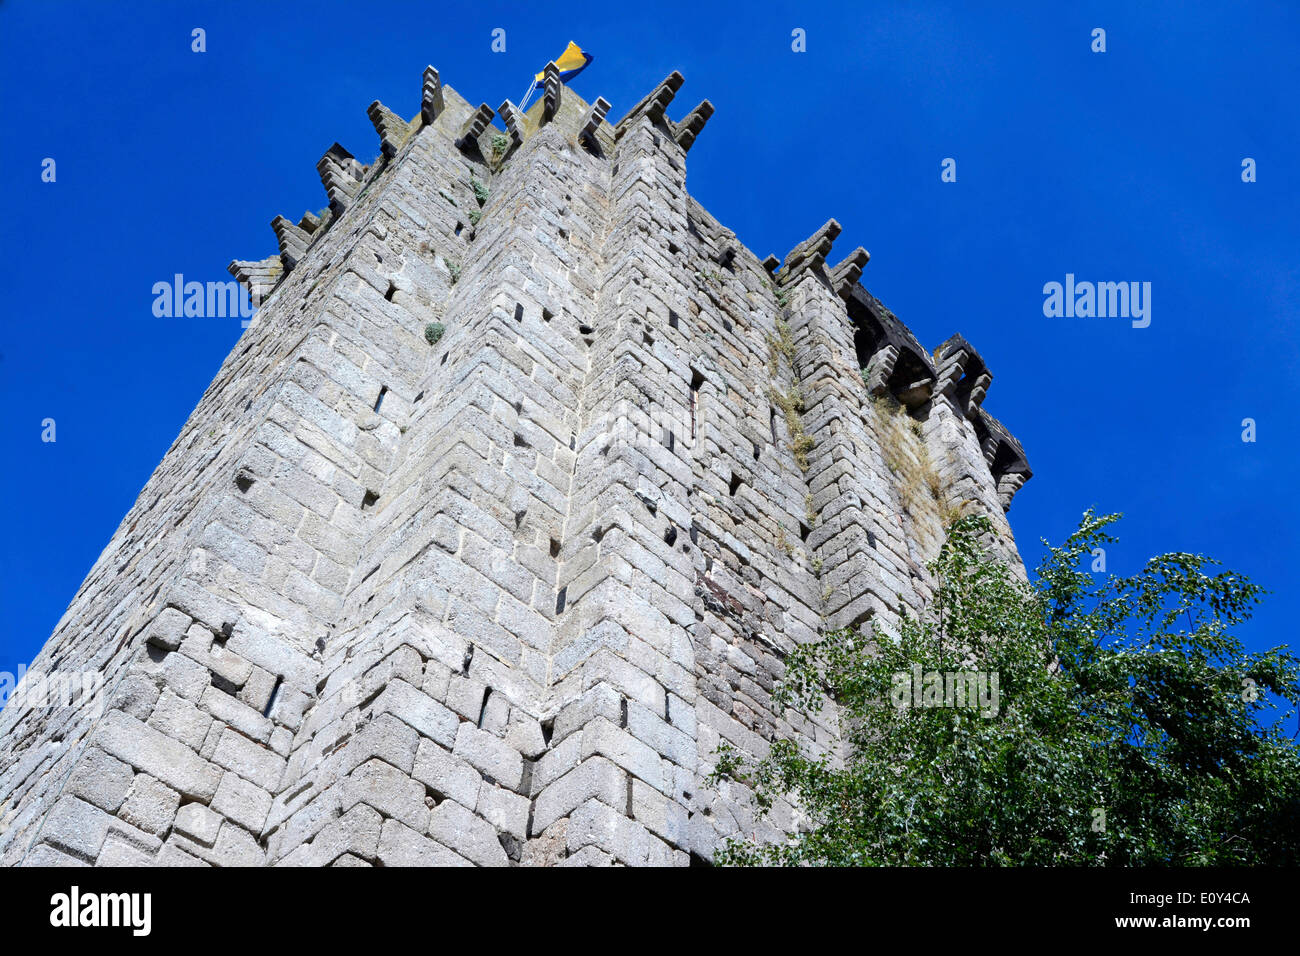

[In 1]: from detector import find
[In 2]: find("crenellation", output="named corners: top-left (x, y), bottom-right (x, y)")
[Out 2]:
top-left (456, 102), bottom-right (496, 153)
top-left (542, 62), bottom-right (562, 122)
top-left (672, 100), bottom-right (714, 152)
top-left (421, 66), bottom-right (444, 125)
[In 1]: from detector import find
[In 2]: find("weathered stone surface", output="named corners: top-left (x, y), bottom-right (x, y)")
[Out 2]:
top-left (427, 799), bottom-right (508, 867)
top-left (119, 775), bottom-right (181, 836)
top-left (64, 747), bottom-right (134, 814)
top-left (211, 771), bottom-right (272, 833)
top-left (174, 803), bottom-right (223, 847)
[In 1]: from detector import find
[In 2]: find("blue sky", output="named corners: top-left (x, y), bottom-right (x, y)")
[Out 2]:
top-left (1, 0), bottom-right (1297, 676)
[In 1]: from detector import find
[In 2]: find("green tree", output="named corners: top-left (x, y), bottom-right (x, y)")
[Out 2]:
top-left (713, 512), bottom-right (1300, 865)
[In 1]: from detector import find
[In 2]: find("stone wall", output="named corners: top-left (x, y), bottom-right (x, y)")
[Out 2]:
top-left (0, 66), bottom-right (1030, 866)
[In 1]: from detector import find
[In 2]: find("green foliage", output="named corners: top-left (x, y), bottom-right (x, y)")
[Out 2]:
top-left (447, 261), bottom-right (461, 285)
top-left (424, 322), bottom-right (444, 346)
top-left (470, 176), bottom-right (490, 207)
top-left (770, 280), bottom-right (790, 308)
top-left (490, 133), bottom-right (510, 160)
top-left (468, 209), bottom-right (482, 226)
top-left (713, 512), bottom-right (1300, 865)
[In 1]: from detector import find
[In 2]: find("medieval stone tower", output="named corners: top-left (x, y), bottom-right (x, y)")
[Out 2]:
top-left (0, 65), bottom-right (1030, 866)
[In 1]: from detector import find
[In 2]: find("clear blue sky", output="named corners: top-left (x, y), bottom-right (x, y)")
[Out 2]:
top-left (1, 0), bottom-right (1297, 673)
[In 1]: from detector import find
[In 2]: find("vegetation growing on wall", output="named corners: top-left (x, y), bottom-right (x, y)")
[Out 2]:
top-left (714, 512), bottom-right (1300, 866)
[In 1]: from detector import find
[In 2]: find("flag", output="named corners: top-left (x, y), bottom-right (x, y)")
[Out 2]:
top-left (531, 41), bottom-right (593, 91)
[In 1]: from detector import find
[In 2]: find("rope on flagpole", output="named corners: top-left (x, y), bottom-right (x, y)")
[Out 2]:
top-left (519, 74), bottom-right (537, 112)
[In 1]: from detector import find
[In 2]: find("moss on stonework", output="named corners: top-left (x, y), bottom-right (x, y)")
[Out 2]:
top-left (870, 395), bottom-right (945, 533)
top-left (470, 176), bottom-right (489, 207)
top-left (771, 385), bottom-right (814, 472)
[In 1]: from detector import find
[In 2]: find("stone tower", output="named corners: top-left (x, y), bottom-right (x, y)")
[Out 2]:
top-left (0, 65), bottom-right (1030, 866)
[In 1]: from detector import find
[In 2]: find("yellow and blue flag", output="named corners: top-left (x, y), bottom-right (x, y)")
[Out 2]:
top-left (531, 41), bottom-right (593, 91)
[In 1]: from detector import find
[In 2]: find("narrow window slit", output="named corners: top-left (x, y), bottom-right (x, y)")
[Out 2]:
top-left (263, 675), bottom-right (284, 718)
top-left (373, 385), bottom-right (388, 412)
top-left (690, 370), bottom-right (703, 440)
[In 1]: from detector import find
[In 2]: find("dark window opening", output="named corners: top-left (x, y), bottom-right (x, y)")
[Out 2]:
top-left (373, 385), bottom-right (388, 413)
top-left (690, 370), bottom-right (704, 440)
top-left (263, 675), bottom-right (284, 718)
